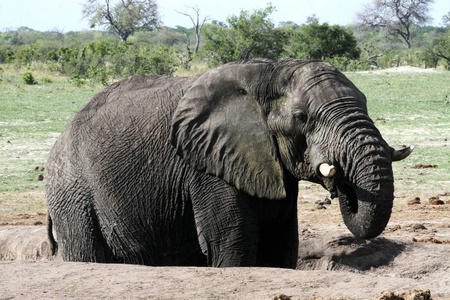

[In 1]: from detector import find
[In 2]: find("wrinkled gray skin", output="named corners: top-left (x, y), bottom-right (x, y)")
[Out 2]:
top-left (45, 59), bottom-right (411, 268)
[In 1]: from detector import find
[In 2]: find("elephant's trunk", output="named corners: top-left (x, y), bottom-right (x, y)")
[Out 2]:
top-left (323, 102), bottom-right (395, 238)
top-left (337, 142), bottom-right (394, 238)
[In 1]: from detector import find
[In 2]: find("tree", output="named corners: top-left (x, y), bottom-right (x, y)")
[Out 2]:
top-left (285, 21), bottom-right (361, 60)
top-left (203, 5), bottom-right (288, 66)
top-left (177, 6), bottom-right (210, 53)
top-left (305, 14), bottom-right (319, 25)
top-left (211, 20), bottom-right (228, 28)
top-left (278, 21), bottom-right (300, 30)
top-left (442, 12), bottom-right (450, 27)
top-left (426, 34), bottom-right (450, 68)
top-left (82, 0), bottom-right (160, 42)
top-left (356, 0), bottom-right (434, 48)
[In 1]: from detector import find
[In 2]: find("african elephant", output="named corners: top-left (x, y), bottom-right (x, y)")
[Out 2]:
top-left (45, 59), bottom-right (412, 268)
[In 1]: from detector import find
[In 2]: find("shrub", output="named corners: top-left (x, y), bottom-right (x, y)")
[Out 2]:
top-left (203, 5), bottom-right (288, 66)
top-left (16, 45), bottom-right (37, 67)
top-left (41, 76), bottom-right (53, 83)
top-left (46, 49), bottom-right (59, 62)
top-left (86, 65), bottom-right (111, 85)
top-left (419, 47), bottom-right (439, 68)
top-left (69, 75), bottom-right (86, 87)
top-left (285, 21), bottom-right (361, 61)
top-left (121, 44), bottom-right (179, 77)
top-left (22, 69), bottom-right (38, 85)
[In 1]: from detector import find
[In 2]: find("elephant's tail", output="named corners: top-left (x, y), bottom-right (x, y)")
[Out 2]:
top-left (47, 213), bottom-right (58, 255)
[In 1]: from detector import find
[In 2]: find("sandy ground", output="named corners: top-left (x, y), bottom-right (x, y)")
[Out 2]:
top-left (1, 192), bottom-right (449, 300)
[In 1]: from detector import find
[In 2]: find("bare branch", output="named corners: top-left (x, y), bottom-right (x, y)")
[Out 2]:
top-left (176, 6), bottom-right (210, 53)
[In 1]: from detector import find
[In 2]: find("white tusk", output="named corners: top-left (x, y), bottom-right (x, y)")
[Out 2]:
top-left (392, 145), bottom-right (415, 161)
top-left (319, 163), bottom-right (336, 178)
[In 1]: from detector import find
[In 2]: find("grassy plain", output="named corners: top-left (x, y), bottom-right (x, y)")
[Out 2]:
top-left (0, 64), bottom-right (449, 222)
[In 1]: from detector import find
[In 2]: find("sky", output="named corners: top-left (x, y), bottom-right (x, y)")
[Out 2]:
top-left (0, 0), bottom-right (449, 32)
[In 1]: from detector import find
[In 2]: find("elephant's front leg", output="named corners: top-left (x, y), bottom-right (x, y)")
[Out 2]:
top-left (256, 197), bottom-right (299, 268)
top-left (190, 175), bottom-right (259, 267)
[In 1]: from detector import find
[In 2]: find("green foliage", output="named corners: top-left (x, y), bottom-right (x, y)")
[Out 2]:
top-left (32, 40), bottom-right (181, 85)
top-left (69, 74), bottom-right (87, 87)
top-left (138, 44), bottom-right (179, 75)
top-left (120, 44), bottom-right (179, 76)
top-left (203, 4), bottom-right (288, 66)
top-left (41, 76), bottom-right (53, 83)
top-left (202, 24), bottom-right (237, 66)
top-left (15, 45), bottom-right (37, 67)
top-left (432, 34), bottom-right (450, 69)
top-left (21, 69), bottom-right (38, 85)
top-left (0, 4), bottom-right (449, 76)
top-left (418, 33), bottom-right (450, 69)
top-left (226, 5), bottom-right (287, 60)
top-left (419, 47), bottom-right (440, 68)
top-left (285, 21), bottom-right (360, 60)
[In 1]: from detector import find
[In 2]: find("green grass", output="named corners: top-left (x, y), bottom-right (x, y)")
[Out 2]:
top-left (0, 63), bottom-right (449, 216)
top-left (0, 64), bottom-right (104, 192)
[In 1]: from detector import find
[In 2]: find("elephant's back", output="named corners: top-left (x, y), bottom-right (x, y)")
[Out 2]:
top-left (46, 74), bottom-right (198, 199)
top-left (75, 74), bottom-right (196, 127)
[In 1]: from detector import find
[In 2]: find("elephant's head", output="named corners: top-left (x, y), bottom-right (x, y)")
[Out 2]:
top-left (171, 59), bottom-right (412, 239)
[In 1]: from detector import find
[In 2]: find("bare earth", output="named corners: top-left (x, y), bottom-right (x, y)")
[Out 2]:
top-left (1, 191), bottom-right (449, 300)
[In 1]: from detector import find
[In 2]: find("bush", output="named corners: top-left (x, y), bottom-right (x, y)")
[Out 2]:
top-left (431, 34), bottom-right (450, 69)
top-left (69, 74), bottom-right (86, 87)
top-left (119, 44), bottom-right (180, 77)
top-left (41, 76), bottom-right (53, 83)
top-left (419, 47), bottom-right (439, 68)
top-left (203, 5), bottom-right (288, 66)
top-left (22, 69), bottom-right (38, 85)
top-left (285, 21), bottom-right (361, 61)
top-left (16, 45), bottom-right (37, 67)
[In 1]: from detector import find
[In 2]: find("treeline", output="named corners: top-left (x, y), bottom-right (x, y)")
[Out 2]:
top-left (1, 10), bottom-right (449, 85)
top-left (0, 28), bottom-right (190, 84)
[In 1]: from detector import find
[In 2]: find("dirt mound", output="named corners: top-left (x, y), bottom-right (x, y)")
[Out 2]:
top-left (0, 226), bottom-right (60, 261)
top-left (297, 235), bottom-right (405, 271)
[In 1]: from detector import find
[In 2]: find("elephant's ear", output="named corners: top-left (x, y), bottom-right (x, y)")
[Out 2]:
top-left (170, 64), bottom-right (286, 199)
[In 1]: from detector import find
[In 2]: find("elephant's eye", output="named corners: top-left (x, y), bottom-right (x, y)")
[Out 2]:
top-left (293, 110), bottom-right (308, 123)
top-left (236, 88), bottom-right (247, 95)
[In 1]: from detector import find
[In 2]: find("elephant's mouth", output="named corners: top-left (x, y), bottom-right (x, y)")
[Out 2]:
top-left (322, 178), bottom-right (358, 215)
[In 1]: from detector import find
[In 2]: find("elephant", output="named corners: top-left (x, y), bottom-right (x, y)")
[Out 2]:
top-left (45, 59), bottom-right (413, 268)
